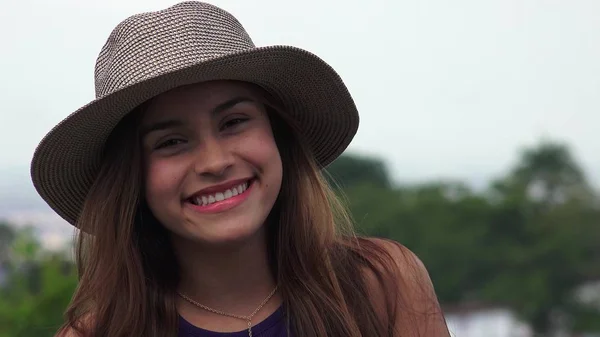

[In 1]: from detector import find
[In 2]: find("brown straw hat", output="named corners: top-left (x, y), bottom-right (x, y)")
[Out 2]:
top-left (30, 1), bottom-right (359, 226)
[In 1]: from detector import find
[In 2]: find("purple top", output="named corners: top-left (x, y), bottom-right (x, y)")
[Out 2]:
top-left (178, 306), bottom-right (288, 337)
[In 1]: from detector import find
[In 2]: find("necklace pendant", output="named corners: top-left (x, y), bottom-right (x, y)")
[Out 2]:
top-left (247, 320), bottom-right (252, 337)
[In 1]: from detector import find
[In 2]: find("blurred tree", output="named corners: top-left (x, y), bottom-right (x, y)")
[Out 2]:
top-left (0, 224), bottom-right (77, 337)
top-left (504, 141), bottom-right (594, 206)
top-left (0, 222), bottom-right (15, 263)
top-left (324, 153), bottom-right (391, 189)
top-left (327, 155), bottom-right (495, 303)
top-left (482, 141), bottom-right (600, 334)
top-left (10, 255), bottom-right (77, 337)
top-left (326, 144), bottom-right (600, 335)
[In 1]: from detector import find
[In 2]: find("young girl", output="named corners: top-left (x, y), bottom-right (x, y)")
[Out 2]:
top-left (31, 2), bottom-right (449, 336)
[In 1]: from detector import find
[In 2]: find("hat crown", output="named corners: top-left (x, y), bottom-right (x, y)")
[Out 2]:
top-left (94, 1), bottom-right (255, 98)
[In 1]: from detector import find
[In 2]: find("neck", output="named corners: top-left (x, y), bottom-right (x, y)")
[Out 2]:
top-left (173, 229), bottom-right (279, 314)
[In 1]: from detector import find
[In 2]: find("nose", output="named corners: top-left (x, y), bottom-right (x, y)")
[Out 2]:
top-left (193, 137), bottom-right (235, 178)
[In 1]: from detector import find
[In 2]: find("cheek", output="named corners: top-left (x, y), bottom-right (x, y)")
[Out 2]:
top-left (236, 128), bottom-right (282, 173)
top-left (144, 158), bottom-right (187, 203)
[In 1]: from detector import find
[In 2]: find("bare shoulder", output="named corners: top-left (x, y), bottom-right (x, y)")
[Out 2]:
top-left (366, 238), bottom-right (424, 270)
top-left (361, 237), bottom-right (450, 336)
top-left (362, 237), bottom-right (438, 308)
top-left (366, 237), bottom-right (431, 287)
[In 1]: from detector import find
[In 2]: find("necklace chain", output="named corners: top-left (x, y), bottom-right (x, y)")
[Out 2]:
top-left (177, 285), bottom-right (278, 337)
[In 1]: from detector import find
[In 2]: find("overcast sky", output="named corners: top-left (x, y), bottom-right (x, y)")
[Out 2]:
top-left (1, 0), bottom-right (600, 244)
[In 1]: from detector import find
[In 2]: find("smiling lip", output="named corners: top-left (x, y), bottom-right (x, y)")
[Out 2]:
top-left (185, 177), bottom-right (254, 214)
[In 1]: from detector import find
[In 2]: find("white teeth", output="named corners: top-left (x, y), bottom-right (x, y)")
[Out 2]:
top-left (191, 181), bottom-right (251, 206)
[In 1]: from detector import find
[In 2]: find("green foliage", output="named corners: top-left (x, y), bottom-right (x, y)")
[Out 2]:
top-left (0, 225), bottom-right (77, 337)
top-left (0, 222), bottom-right (15, 263)
top-left (324, 153), bottom-right (391, 189)
top-left (327, 140), bottom-right (600, 334)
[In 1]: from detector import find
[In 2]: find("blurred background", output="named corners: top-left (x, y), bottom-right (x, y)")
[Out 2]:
top-left (1, 0), bottom-right (599, 336)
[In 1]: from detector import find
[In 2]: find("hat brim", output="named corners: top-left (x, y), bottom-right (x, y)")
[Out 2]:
top-left (30, 45), bottom-right (359, 226)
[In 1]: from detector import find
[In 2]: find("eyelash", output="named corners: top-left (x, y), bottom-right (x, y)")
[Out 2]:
top-left (221, 117), bottom-right (249, 130)
top-left (155, 138), bottom-right (186, 150)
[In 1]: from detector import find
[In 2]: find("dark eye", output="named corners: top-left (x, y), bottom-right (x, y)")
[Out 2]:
top-left (155, 138), bottom-right (186, 150)
top-left (221, 117), bottom-right (248, 130)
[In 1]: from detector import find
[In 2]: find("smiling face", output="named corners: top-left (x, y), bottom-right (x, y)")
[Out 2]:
top-left (140, 81), bottom-right (283, 246)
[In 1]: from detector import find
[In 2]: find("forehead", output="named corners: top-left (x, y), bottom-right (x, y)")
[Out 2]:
top-left (142, 80), bottom-right (266, 122)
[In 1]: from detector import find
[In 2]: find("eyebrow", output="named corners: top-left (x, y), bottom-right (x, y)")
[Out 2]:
top-left (213, 96), bottom-right (255, 115)
top-left (141, 120), bottom-right (185, 138)
top-left (141, 96), bottom-right (256, 137)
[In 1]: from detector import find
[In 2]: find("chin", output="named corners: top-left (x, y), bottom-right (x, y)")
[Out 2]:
top-left (178, 216), bottom-right (268, 248)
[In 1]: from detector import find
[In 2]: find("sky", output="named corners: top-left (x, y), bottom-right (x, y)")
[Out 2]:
top-left (1, 0), bottom-right (600, 247)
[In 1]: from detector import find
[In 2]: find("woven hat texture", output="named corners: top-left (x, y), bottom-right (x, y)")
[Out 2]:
top-left (30, 1), bottom-right (359, 226)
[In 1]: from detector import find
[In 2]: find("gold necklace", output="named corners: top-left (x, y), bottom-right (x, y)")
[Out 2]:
top-left (177, 285), bottom-right (278, 337)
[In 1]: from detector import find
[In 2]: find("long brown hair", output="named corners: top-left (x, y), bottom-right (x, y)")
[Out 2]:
top-left (58, 85), bottom-right (412, 337)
